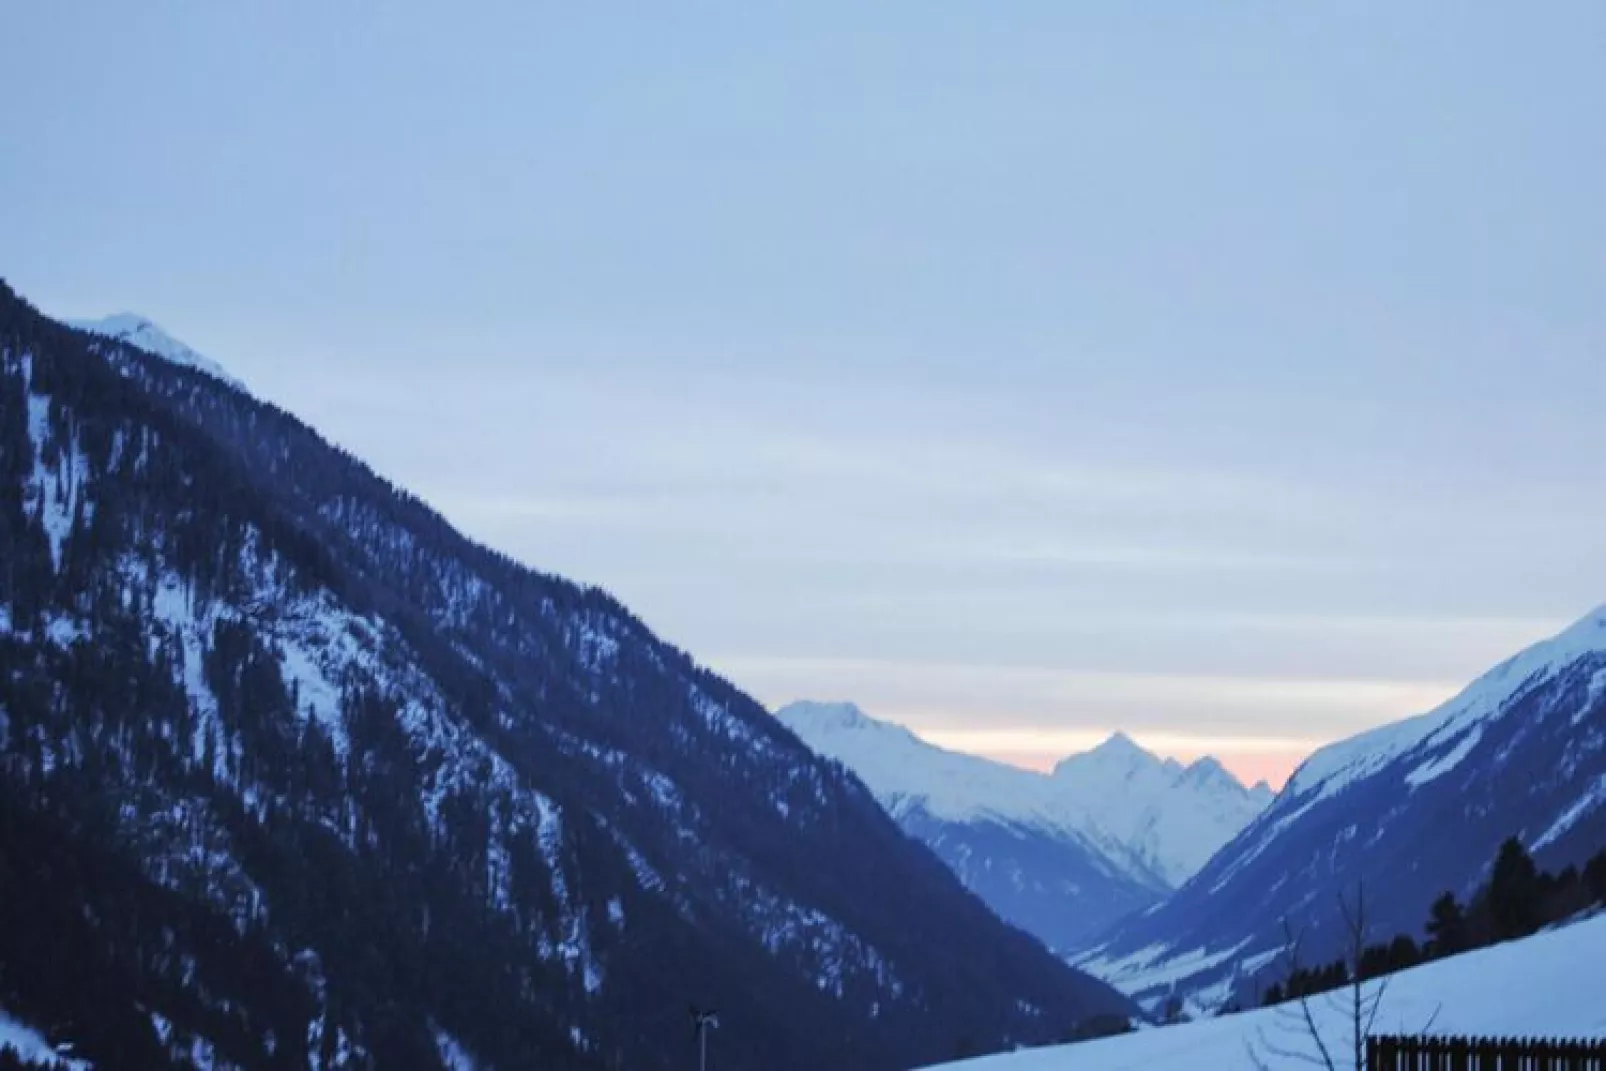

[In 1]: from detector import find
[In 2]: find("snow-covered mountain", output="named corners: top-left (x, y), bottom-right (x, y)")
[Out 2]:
top-left (0, 283), bottom-right (1132, 1070)
top-left (775, 701), bottom-right (1272, 951)
top-left (1050, 734), bottom-right (1274, 888)
top-left (926, 909), bottom-right (1606, 1071)
top-left (66, 312), bottom-right (242, 388)
top-left (1078, 606), bottom-right (1606, 1008)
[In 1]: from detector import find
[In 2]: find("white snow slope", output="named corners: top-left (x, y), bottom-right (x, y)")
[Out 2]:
top-left (66, 313), bottom-right (243, 389)
top-left (926, 911), bottom-right (1606, 1070)
top-left (775, 701), bottom-right (1271, 889)
top-left (1284, 604), bottom-right (1606, 808)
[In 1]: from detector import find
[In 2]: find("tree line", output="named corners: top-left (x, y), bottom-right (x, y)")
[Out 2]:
top-left (1262, 837), bottom-right (1606, 1006)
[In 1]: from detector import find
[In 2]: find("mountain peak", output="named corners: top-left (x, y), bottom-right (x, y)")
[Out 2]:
top-left (781, 700), bottom-right (1277, 896)
top-left (1095, 730), bottom-right (1144, 755)
top-left (775, 699), bottom-right (874, 733)
top-left (66, 312), bottom-right (243, 390)
top-left (1177, 754), bottom-right (1245, 792)
top-left (1053, 731), bottom-right (1163, 777)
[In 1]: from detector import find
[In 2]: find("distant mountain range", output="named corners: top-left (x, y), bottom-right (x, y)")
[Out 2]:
top-left (776, 701), bottom-right (1273, 952)
top-left (1077, 605), bottom-right (1606, 1011)
top-left (0, 284), bottom-right (1132, 1070)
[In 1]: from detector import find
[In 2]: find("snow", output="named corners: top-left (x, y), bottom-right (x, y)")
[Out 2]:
top-left (0, 1006), bottom-right (89, 1068)
top-left (25, 391), bottom-right (85, 571)
top-left (1074, 937), bottom-right (1255, 1012)
top-left (1286, 605), bottom-right (1606, 804)
top-left (926, 911), bottom-right (1606, 1070)
top-left (434, 1028), bottom-right (481, 1070)
top-left (67, 313), bottom-right (243, 389)
top-left (775, 702), bottom-right (1270, 888)
top-left (1403, 726), bottom-right (1483, 789)
top-left (1534, 773), bottom-right (1606, 849)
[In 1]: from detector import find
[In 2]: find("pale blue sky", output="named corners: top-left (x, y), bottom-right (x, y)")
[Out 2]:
top-left (5, 3), bottom-right (1604, 782)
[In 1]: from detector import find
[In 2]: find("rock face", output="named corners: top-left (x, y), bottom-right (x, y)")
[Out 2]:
top-left (1078, 607), bottom-right (1606, 1009)
top-left (776, 701), bottom-right (1272, 953)
top-left (0, 282), bottom-right (1132, 1071)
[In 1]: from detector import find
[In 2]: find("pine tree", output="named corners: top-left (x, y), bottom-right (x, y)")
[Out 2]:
top-left (1487, 837), bottom-right (1542, 941)
top-left (1424, 890), bottom-right (1467, 956)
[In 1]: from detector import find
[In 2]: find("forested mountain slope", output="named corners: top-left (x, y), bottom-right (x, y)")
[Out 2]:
top-left (0, 282), bottom-right (1130, 1070)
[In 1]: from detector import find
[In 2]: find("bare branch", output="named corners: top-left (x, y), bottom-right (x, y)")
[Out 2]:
top-left (1250, 1025), bottom-right (1334, 1068)
top-left (1243, 1035), bottom-right (1279, 1071)
top-left (1362, 974), bottom-right (1392, 1039)
top-left (1295, 991), bottom-right (1340, 1071)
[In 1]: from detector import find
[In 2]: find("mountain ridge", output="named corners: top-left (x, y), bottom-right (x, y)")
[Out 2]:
top-left (0, 281), bottom-right (1132, 1070)
top-left (1078, 603), bottom-right (1606, 1010)
top-left (65, 311), bottom-right (242, 389)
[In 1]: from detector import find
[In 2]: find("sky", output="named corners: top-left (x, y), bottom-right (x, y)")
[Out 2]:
top-left (4, 3), bottom-right (1604, 787)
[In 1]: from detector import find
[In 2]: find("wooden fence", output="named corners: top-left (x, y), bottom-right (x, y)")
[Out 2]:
top-left (1367, 1035), bottom-right (1606, 1070)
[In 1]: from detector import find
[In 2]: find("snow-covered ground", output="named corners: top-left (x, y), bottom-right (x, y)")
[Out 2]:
top-left (924, 912), bottom-right (1606, 1070)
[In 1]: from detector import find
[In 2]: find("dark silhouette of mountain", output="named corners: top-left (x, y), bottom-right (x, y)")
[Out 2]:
top-left (0, 281), bottom-right (1131, 1070)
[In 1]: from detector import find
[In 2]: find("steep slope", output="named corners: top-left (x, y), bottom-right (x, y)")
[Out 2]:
top-left (1079, 609), bottom-right (1606, 1008)
top-left (928, 909), bottom-right (1606, 1070)
top-left (0, 282), bottom-right (1131, 1071)
top-left (776, 702), bottom-right (1271, 952)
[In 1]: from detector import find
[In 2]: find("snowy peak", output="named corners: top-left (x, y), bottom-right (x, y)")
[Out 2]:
top-left (1053, 732), bottom-right (1169, 780)
top-left (67, 312), bottom-right (243, 389)
top-left (1053, 735), bottom-right (1254, 799)
top-left (776, 701), bottom-right (1273, 891)
top-left (1089, 731), bottom-right (1153, 763)
top-left (1178, 755), bottom-right (1241, 793)
top-left (777, 699), bottom-right (879, 734)
top-left (775, 700), bottom-right (1173, 950)
top-left (774, 699), bottom-right (1036, 827)
top-left (1049, 734), bottom-right (1269, 886)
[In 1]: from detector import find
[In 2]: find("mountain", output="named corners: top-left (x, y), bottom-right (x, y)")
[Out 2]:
top-left (64, 312), bottom-right (241, 388)
top-left (1078, 607), bottom-right (1606, 1009)
top-left (1049, 734), bottom-right (1274, 888)
top-left (924, 908), bottom-right (1606, 1071)
top-left (0, 281), bottom-right (1132, 1070)
top-left (775, 702), bottom-right (1272, 952)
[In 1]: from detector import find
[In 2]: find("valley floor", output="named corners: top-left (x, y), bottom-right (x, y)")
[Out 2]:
top-left (926, 910), bottom-right (1606, 1070)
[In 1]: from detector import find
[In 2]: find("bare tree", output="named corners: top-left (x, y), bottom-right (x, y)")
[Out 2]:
top-left (1246, 884), bottom-right (1439, 1071)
